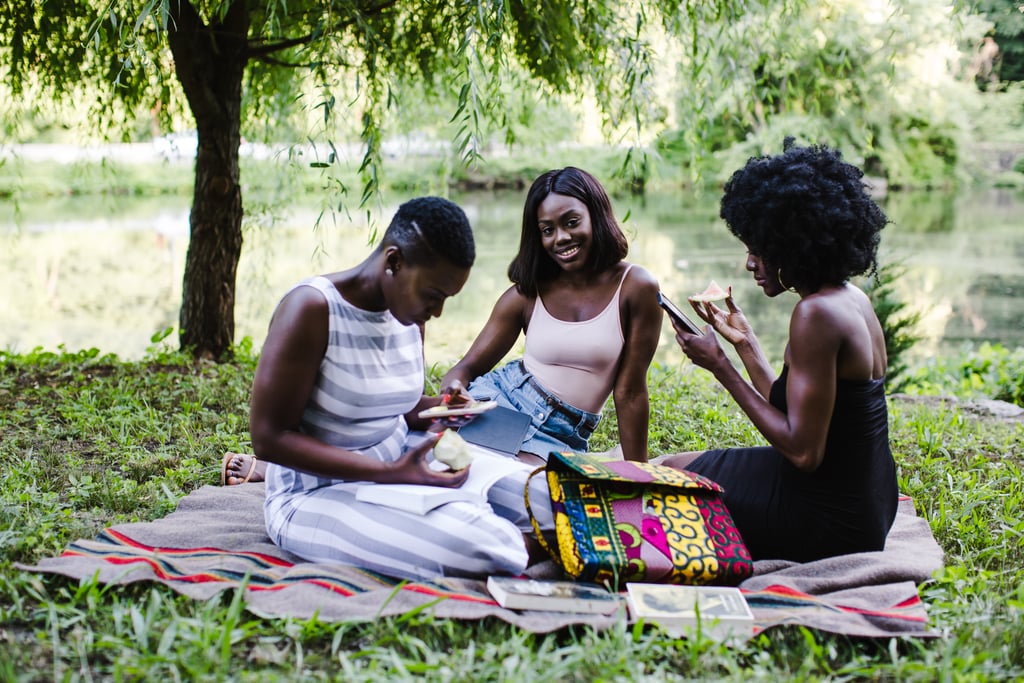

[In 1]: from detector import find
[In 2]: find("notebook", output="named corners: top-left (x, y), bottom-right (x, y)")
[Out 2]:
top-left (456, 405), bottom-right (532, 457)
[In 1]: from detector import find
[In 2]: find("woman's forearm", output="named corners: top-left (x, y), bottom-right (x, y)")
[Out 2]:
top-left (252, 429), bottom-right (393, 481)
top-left (733, 333), bottom-right (776, 399)
top-left (711, 361), bottom-right (818, 470)
top-left (439, 364), bottom-right (473, 392)
top-left (714, 364), bottom-right (783, 444)
top-left (614, 392), bottom-right (650, 463)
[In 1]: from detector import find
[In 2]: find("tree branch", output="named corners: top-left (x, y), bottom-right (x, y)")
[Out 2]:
top-left (253, 53), bottom-right (353, 69)
top-left (246, 0), bottom-right (401, 58)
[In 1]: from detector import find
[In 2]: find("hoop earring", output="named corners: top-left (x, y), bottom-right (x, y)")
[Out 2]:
top-left (777, 268), bottom-right (797, 293)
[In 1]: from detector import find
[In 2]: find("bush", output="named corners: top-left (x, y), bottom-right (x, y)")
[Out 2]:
top-left (900, 342), bottom-right (1024, 406)
top-left (861, 261), bottom-right (924, 392)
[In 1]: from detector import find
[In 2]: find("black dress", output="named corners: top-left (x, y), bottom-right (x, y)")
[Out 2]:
top-left (685, 365), bottom-right (898, 562)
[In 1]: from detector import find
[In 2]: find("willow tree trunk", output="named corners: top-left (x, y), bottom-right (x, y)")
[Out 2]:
top-left (167, 2), bottom-right (250, 360)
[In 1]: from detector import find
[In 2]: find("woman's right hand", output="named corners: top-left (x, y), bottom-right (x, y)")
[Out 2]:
top-left (674, 322), bottom-right (731, 375)
top-left (691, 295), bottom-right (753, 346)
top-left (387, 433), bottom-right (471, 488)
top-left (425, 380), bottom-right (482, 429)
top-left (438, 379), bottom-right (474, 409)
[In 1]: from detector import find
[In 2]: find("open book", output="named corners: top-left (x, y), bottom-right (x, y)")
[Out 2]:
top-left (354, 444), bottom-right (531, 515)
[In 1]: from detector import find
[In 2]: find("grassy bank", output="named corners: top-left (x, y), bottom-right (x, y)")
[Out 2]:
top-left (4, 139), bottom-right (1024, 207)
top-left (1, 346), bottom-right (1022, 680)
top-left (0, 144), bottom-right (659, 205)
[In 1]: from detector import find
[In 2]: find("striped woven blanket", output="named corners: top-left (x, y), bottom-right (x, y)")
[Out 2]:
top-left (19, 484), bottom-right (943, 638)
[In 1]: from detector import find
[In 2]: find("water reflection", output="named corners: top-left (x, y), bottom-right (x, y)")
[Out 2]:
top-left (1, 188), bottom-right (1021, 365)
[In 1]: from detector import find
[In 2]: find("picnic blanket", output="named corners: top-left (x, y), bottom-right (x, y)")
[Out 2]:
top-left (18, 483), bottom-right (944, 639)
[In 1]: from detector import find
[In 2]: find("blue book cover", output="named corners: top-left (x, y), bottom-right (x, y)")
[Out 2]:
top-left (457, 405), bottom-right (532, 457)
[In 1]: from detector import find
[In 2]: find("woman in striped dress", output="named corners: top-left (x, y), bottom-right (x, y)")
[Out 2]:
top-left (251, 197), bottom-right (551, 580)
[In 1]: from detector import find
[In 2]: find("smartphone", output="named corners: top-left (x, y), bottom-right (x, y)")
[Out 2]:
top-left (657, 292), bottom-right (703, 336)
top-left (418, 399), bottom-right (498, 420)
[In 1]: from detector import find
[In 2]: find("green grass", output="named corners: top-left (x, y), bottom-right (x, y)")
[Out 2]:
top-left (1, 345), bottom-right (1023, 680)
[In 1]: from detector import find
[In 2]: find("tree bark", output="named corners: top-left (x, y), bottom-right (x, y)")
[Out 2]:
top-left (167, 1), bottom-right (250, 360)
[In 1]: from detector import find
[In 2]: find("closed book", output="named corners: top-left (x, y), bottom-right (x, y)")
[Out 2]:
top-left (625, 583), bottom-right (754, 642)
top-left (486, 576), bottom-right (622, 614)
top-left (457, 405), bottom-right (532, 457)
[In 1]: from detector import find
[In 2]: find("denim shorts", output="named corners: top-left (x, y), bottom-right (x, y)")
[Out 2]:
top-left (467, 360), bottom-right (601, 460)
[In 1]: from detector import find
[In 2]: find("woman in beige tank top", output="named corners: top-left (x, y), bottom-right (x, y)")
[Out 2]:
top-left (441, 168), bottom-right (663, 464)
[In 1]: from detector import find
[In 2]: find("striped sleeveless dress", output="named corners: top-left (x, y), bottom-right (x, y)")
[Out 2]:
top-left (263, 276), bottom-right (549, 580)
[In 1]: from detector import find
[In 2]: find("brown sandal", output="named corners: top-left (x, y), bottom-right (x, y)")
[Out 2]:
top-left (221, 452), bottom-right (257, 486)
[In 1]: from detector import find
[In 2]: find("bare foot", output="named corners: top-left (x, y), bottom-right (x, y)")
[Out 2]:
top-left (221, 452), bottom-right (267, 485)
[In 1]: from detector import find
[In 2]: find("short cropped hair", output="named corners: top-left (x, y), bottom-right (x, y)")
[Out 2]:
top-left (383, 196), bottom-right (475, 268)
top-left (720, 139), bottom-right (887, 292)
top-left (508, 167), bottom-right (628, 297)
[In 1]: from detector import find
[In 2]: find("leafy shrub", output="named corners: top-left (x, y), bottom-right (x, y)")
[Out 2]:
top-left (900, 342), bottom-right (1024, 406)
top-left (861, 261), bottom-right (924, 392)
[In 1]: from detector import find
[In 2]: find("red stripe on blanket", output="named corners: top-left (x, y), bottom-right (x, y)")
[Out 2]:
top-left (103, 528), bottom-right (293, 567)
top-left (59, 549), bottom-right (368, 596)
top-left (745, 583), bottom-right (926, 623)
top-left (893, 595), bottom-right (924, 609)
top-left (277, 579), bottom-right (357, 597)
top-left (62, 551), bottom-right (237, 584)
top-left (402, 583), bottom-right (498, 605)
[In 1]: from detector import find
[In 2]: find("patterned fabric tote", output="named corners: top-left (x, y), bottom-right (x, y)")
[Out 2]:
top-left (525, 452), bottom-right (753, 587)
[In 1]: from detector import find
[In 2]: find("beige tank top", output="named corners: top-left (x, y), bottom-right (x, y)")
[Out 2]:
top-left (522, 264), bottom-right (633, 413)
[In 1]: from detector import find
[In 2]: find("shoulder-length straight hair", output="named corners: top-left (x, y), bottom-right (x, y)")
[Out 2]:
top-left (508, 167), bottom-right (628, 297)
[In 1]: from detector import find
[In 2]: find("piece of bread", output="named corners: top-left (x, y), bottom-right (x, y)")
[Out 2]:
top-left (433, 429), bottom-right (474, 470)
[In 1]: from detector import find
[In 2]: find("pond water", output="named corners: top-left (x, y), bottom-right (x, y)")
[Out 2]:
top-left (1, 186), bottom-right (1021, 369)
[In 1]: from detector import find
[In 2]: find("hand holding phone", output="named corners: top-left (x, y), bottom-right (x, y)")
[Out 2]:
top-left (657, 292), bottom-right (703, 336)
top-left (418, 399), bottom-right (498, 420)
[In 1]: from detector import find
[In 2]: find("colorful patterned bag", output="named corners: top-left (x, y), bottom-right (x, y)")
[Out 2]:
top-left (525, 452), bottom-right (753, 587)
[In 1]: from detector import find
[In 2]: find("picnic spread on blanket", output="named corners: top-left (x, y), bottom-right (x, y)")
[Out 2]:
top-left (18, 482), bottom-right (944, 639)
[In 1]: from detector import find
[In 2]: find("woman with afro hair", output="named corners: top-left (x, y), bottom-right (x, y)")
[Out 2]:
top-left (657, 140), bottom-right (898, 562)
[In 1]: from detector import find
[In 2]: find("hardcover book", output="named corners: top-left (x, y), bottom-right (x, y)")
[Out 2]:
top-left (456, 405), bottom-right (532, 457)
top-left (486, 576), bottom-right (623, 614)
top-left (625, 583), bottom-right (754, 642)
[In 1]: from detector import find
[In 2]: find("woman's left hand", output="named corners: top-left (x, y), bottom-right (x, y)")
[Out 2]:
top-left (691, 296), bottom-right (752, 346)
top-left (388, 434), bottom-right (471, 487)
